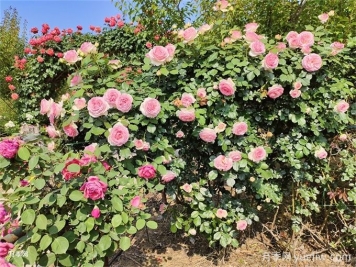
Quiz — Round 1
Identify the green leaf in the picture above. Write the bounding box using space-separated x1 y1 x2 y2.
136 219 146 230
76 240 85 253
67 163 80 172
112 214 122 228
31 232 41 243
98 235 111 251
58 254 75 267
146 221 158 229
48 220 66 235
36 214 48 230
34 178 46 190
18 147 30 160
0 157 10 168
112 197 123 212
21 209 36 224
86 217 95 232
160 67 169 76
119 236 131 251
26 246 38 265
147 124 156 133
69 190 84 201
28 155 39 170
40 235 53 251
38 253 56 267
208 170 218 180
51 237 69 254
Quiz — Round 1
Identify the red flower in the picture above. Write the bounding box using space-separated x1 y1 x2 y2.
104 17 110 23
24 47 31 54
31 49 37 54
117 20 124 28
77 25 83 30
67 28 73 34
5 76 12 83
53 36 61 43
11 93 19 100
56 52 63 58
94 27 101 33
40 48 46 54
8 84 15 90
30 27 38 34
154 35 160 41
37 56 44 63
109 19 116 27
46 48 54 56
89 25 95 31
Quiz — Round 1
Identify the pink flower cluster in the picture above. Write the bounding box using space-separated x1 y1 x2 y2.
138 164 156 179
267 84 284 99
213 150 242 171
40 98 64 125
0 139 20 159
219 78 235 96
80 176 108 200
146 44 175 66
286 31 314 50
290 81 302 98
134 139 150 151
248 146 267 163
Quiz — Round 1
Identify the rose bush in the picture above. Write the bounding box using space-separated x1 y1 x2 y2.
0 3 356 267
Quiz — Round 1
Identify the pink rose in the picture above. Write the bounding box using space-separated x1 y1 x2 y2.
176 130 185 138
339 134 348 141
262 53 279 70
0 139 20 159
0 203 10 223
20 179 30 187
318 13 329 23
73 98 87 110
290 89 301 98
48 101 63 125
101 161 111 171
140 97 161 118
249 41 266 57
40 98 53 115
293 81 302 90
298 31 314 47
236 220 247 230
302 53 322 72
230 30 242 40
177 108 195 122
213 0 230 12
61 93 70 101
214 155 233 171
116 93 133 113
91 207 101 218
228 151 242 162
232 122 248 136
314 147 328 159
218 78 235 96
199 128 217 143
198 24 212 34
87 97 110 117
103 88 121 108
181 93 196 107
216 208 228 219
162 171 176 183
330 42 344 51
288 37 301 49
80 176 108 200
83 143 97 156
267 84 284 99
276 42 286 52
63 50 81 64
138 164 156 179
183 27 198 44
62 158 82 180
0 257 16 267
108 123 129 146
182 183 192 193
244 31 263 43
244 22 259 32
63 122 79 138
248 146 267 163
0 242 14 257
70 74 82 87
286 31 299 42
165 44 176 62
334 100 349 113
134 139 150 151
79 42 97 55
197 88 206 98
301 45 312 55
130 196 141 208
214 122 226 133
46 125 60 138
146 46 169 66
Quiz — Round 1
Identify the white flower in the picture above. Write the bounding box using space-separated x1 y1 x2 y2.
4 121 15 128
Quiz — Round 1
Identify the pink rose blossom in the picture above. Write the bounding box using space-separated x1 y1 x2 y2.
162 171 176 183
302 53 322 72
276 42 286 52
301 45 312 55
116 93 133 113
198 24 212 34
314 147 328 159
288 37 301 49
177 108 195 122
214 122 226 133
197 88 206 98
108 123 130 146
219 78 235 96
87 97 110 117
183 27 198 44
48 101 63 125
244 22 259 32
61 93 70 102
267 84 284 99
298 31 314 47
293 81 302 90
91 207 101 218
62 158 82 180
134 139 150 151
176 130 185 138
79 42 97 55
248 146 267 163
231 30 242 40
165 44 176 62
262 53 279 70
290 89 301 98
63 50 81 64
0 139 20 159
63 122 79 138
199 128 217 143
73 98 87 110
103 88 121 108
232 122 248 136
0 257 16 267
130 196 141 208
236 220 247 230
0 242 14 257
213 0 230 12
214 155 233 171
249 41 266 57
318 13 329 23
140 97 161 118
245 32 263 43
182 183 192 193
181 93 196 107
146 46 169 66
228 151 242 162
46 125 60 138
330 42 344 51
138 164 156 179
339 134 348 141
70 74 82 87
40 98 53 115
216 208 228 219
334 100 349 113
286 31 299 42
80 176 108 200
20 179 29 187
0 203 10 223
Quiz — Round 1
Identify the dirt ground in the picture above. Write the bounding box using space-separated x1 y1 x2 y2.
111 198 355 267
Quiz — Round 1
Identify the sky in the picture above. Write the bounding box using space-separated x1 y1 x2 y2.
0 0 121 37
